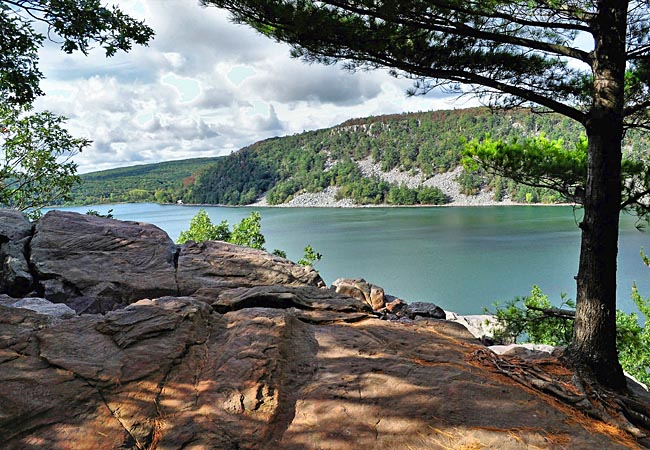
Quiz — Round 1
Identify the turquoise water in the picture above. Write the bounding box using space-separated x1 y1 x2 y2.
52 203 650 315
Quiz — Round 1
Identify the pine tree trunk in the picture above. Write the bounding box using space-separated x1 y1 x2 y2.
570 1 627 390
572 126 625 390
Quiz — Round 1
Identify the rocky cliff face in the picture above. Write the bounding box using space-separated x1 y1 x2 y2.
0 209 646 449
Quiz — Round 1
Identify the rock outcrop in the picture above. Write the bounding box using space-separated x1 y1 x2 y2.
0 209 648 450
177 240 325 294
29 211 180 313
332 277 386 310
0 209 33 296
0 210 324 314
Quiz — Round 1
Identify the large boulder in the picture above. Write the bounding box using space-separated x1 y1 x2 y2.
176 240 325 295
0 210 33 296
0 209 32 242
331 277 386 310
29 210 179 313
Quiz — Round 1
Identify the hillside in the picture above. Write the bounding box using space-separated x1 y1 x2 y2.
68 157 221 205
69 107 649 207
181 107 648 207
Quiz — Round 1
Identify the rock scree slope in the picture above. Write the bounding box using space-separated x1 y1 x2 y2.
0 209 647 449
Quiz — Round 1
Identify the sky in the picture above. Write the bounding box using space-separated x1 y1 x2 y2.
33 0 473 174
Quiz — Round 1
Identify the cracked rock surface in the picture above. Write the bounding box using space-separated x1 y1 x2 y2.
0 210 645 449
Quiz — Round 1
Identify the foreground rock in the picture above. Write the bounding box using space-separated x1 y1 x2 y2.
2 297 644 450
177 240 325 294
0 209 648 449
29 211 179 313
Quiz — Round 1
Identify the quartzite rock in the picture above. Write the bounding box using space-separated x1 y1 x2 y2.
331 277 387 310
30 210 179 313
0 210 34 296
406 301 446 319
198 284 372 315
0 209 32 242
0 300 642 450
0 209 647 449
5 297 76 320
176 240 325 295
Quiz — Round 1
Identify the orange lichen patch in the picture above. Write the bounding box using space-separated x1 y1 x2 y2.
564 419 642 449
467 348 643 449
410 357 468 372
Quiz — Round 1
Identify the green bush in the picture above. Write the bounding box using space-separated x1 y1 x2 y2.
487 284 650 385
177 209 230 244
298 245 322 266
488 285 575 346
230 211 265 250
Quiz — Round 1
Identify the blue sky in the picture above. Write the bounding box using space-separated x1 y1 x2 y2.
34 0 474 173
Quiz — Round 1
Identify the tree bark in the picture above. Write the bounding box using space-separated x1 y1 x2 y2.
571 1 627 390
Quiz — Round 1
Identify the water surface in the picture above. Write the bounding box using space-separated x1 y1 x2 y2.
53 203 650 315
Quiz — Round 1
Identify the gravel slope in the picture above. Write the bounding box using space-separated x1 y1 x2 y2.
250 160 514 207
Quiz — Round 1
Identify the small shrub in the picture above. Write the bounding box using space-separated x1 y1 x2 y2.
487 284 650 385
298 245 322 267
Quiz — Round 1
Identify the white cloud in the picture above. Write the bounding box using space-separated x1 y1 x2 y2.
33 0 460 174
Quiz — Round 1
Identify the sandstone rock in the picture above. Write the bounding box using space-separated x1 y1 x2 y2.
331 277 386 310
406 301 446 319
177 240 325 295
30 210 179 313
197 285 372 315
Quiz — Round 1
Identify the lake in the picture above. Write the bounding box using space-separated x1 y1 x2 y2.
52 203 650 315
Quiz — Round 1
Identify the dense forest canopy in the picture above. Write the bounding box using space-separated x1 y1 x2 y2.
68 157 221 205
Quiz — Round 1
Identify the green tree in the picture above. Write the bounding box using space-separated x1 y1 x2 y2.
230 211 266 250
1 0 154 105
489 284 650 386
177 209 231 244
177 209 323 268
205 0 650 389
0 0 153 213
0 103 89 215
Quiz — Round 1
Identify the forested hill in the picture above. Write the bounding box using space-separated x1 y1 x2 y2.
70 157 221 205
180 107 646 206
70 107 648 207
